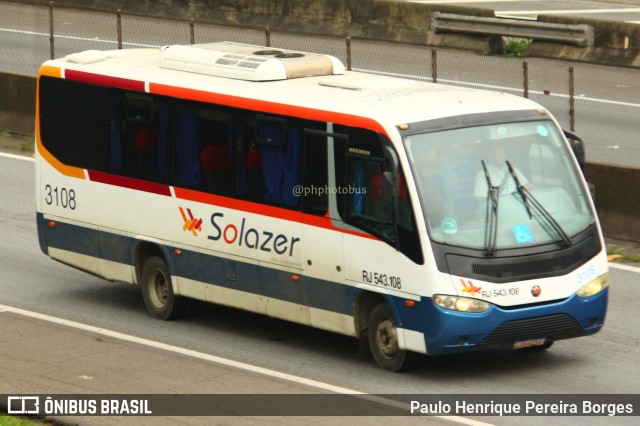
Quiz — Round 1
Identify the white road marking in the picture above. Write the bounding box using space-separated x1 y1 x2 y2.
0 302 492 425
609 262 640 273
0 152 34 162
0 27 157 48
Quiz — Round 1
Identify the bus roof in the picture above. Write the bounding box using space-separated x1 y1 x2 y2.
45 43 544 132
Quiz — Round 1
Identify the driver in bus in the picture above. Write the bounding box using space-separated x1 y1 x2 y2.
474 140 531 197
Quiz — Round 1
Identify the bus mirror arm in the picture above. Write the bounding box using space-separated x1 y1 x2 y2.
380 144 401 249
380 171 401 250
563 129 585 171
380 145 400 214
380 171 397 213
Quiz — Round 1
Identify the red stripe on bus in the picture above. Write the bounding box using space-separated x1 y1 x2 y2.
88 171 172 196
149 83 388 135
174 187 378 240
174 187 303 222
65 70 145 92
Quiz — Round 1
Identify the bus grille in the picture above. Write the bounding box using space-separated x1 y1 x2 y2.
471 252 582 280
479 314 583 346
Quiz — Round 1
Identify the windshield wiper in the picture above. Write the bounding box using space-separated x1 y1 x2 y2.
506 161 533 219
481 160 499 257
505 160 571 247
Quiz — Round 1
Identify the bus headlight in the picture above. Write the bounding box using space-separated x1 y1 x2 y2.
576 273 610 298
433 295 491 313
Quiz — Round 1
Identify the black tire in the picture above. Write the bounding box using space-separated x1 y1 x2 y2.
368 303 415 372
140 256 190 320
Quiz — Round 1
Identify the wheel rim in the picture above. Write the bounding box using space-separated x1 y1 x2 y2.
375 317 399 359
148 269 168 309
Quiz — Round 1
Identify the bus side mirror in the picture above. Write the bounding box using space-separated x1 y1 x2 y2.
563 129 585 171
380 171 397 212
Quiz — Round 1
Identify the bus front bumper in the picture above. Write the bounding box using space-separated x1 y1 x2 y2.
421 289 608 355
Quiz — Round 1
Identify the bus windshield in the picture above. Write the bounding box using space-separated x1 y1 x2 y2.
404 120 594 252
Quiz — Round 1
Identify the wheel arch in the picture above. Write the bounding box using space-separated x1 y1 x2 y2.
133 239 173 286
353 290 397 339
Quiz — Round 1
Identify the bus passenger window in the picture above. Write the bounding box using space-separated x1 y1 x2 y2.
257 117 302 207
108 93 167 181
301 130 333 216
237 115 302 209
135 126 159 178
174 109 203 187
200 143 232 196
197 116 233 196
236 124 266 201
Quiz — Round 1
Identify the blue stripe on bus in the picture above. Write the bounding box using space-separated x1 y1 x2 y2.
36 213 368 321
42 216 102 259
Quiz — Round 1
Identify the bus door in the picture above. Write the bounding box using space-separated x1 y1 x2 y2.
246 115 307 323
300 129 347 329
342 154 401 290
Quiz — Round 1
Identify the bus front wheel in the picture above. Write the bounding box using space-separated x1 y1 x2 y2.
368 303 414 372
141 256 189 320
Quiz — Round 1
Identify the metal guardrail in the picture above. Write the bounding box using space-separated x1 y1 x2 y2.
431 12 594 47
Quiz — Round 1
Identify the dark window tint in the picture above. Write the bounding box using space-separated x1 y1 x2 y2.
39 76 110 171
236 114 302 209
108 92 169 182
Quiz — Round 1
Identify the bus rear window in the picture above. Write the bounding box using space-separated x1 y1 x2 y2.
39 76 110 171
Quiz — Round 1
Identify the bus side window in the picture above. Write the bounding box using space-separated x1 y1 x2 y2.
235 117 265 201
346 157 395 242
199 119 232 196
257 116 302 208
135 125 160 178
336 126 423 264
109 92 167 181
39 76 110 172
301 130 329 215
173 109 203 187
237 115 302 209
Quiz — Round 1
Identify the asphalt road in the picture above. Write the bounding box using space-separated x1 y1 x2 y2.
1 151 640 424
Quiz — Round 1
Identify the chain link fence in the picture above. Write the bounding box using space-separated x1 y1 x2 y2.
2 1 639 167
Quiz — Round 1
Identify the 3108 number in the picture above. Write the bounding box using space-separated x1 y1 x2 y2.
44 185 76 210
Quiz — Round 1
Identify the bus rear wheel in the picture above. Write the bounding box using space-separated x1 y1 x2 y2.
368 303 414 372
141 256 189 320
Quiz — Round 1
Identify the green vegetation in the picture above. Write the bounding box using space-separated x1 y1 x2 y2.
0 416 41 426
607 247 640 263
0 131 34 152
504 37 532 57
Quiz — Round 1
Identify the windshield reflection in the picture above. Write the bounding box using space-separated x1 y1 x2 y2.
405 120 594 251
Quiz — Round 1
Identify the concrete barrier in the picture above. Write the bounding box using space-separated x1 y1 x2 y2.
586 163 640 242
528 15 640 69
0 72 36 136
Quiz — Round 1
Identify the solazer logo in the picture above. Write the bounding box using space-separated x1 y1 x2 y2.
208 212 301 257
179 207 203 236
176 208 301 256
460 279 482 297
